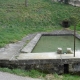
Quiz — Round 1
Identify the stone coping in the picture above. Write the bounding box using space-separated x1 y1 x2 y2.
17 51 80 60
21 34 42 53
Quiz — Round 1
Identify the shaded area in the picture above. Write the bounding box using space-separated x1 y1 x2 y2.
64 64 69 73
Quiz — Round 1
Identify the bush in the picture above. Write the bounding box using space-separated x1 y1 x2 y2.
69 16 80 26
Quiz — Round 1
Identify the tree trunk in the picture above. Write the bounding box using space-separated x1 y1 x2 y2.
25 0 28 7
64 0 69 4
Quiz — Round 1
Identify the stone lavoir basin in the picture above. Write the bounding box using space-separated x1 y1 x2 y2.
1 29 80 74
32 35 80 53
21 31 80 54
17 30 80 74
20 29 80 60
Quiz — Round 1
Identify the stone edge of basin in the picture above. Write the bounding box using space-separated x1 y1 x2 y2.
21 34 42 53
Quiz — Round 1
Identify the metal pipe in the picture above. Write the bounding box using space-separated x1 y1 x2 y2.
74 26 76 57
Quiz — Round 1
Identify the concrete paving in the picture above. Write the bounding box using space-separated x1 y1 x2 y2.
17 51 80 60
0 71 41 80
17 52 60 60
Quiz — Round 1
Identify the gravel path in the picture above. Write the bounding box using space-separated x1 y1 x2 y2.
0 71 42 80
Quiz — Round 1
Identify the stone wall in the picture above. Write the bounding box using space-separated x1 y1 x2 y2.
53 0 80 7
1 59 80 74
69 0 80 7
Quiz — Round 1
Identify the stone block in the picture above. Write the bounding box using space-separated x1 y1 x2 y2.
67 48 73 54
57 48 62 54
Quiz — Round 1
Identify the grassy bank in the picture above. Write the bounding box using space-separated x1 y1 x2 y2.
0 68 46 78
0 0 80 47
0 68 80 80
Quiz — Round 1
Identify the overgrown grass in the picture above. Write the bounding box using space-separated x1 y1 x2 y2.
0 68 46 78
0 68 80 80
0 0 80 47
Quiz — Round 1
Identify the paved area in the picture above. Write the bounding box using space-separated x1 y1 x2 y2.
17 51 80 60
0 33 36 60
0 71 41 80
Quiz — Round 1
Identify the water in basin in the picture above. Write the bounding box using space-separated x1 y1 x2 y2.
32 36 80 53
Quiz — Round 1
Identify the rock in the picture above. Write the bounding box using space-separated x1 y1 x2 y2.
67 48 73 54
57 48 62 54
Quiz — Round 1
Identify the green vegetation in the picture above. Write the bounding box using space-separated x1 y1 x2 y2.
0 0 80 47
0 68 80 80
0 68 46 78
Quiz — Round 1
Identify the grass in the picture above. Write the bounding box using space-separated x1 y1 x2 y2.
45 74 80 80
0 68 46 78
0 68 80 80
0 0 80 47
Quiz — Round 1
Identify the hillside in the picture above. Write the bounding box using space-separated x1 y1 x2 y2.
0 0 80 47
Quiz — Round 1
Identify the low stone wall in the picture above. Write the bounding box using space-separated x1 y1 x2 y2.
0 58 80 74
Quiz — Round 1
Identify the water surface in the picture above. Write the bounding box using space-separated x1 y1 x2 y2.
32 36 80 53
